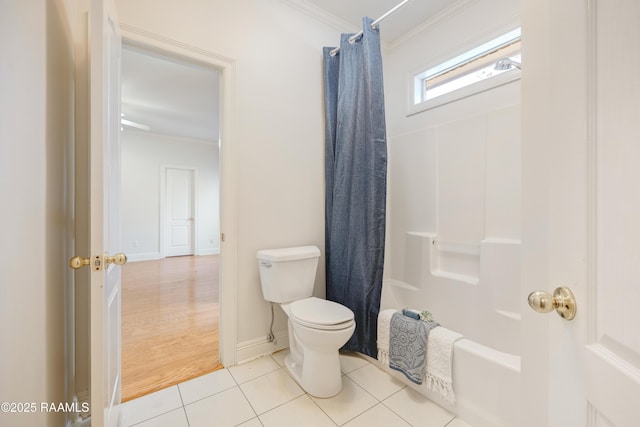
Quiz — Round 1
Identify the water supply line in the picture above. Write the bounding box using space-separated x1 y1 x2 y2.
267 302 276 344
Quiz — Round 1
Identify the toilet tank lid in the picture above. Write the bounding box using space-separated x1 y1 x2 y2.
256 245 320 262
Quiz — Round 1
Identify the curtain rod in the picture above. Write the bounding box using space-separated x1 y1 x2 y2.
329 0 415 56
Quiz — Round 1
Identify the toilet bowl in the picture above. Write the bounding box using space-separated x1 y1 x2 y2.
256 246 355 398
282 297 355 398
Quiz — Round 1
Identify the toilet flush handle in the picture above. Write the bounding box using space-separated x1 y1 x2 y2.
260 261 272 268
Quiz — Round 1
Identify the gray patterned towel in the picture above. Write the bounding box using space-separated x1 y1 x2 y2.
389 311 439 384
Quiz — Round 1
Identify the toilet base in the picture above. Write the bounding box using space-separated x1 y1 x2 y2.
284 350 343 398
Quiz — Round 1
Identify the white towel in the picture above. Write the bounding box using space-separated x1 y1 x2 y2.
425 326 463 404
377 309 396 366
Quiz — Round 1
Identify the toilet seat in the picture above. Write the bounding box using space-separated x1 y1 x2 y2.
290 297 355 331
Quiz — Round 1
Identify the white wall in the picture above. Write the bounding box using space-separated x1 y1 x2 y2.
115 0 347 353
0 0 73 425
121 131 220 260
383 0 522 281
115 0 523 359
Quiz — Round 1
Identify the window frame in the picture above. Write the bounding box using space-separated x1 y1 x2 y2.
407 27 521 116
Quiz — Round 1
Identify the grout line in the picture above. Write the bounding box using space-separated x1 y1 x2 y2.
176 382 186 406
331 376 379 426
380 401 415 427
307 396 339 427
183 405 191 427
263 361 339 425
443 418 462 427
175 384 191 427
124 386 185 426
380 388 415 427
235 379 261 420
227 357 281 385
176 369 238 407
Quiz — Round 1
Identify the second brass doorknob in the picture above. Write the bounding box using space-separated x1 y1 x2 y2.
105 252 127 266
528 286 577 320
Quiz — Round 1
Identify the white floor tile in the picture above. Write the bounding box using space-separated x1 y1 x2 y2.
122 349 469 427
347 364 406 401
446 418 474 427
339 351 370 374
120 386 183 427
310 376 377 426
130 408 189 427
259 395 336 427
185 387 256 427
178 369 237 404
240 368 305 414
236 417 264 427
229 356 280 384
343 403 411 427
383 387 455 427
271 349 288 367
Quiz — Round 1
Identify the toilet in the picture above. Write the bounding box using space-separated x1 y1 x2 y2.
257 245 355 398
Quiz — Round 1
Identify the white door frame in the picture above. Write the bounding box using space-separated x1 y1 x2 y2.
160 165 199 258
120 25 238 367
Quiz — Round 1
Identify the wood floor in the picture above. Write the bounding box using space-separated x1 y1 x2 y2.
121 255 222 402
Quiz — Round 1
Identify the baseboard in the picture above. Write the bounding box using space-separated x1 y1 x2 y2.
235 330 289 365
126 252 161 262
127 250 219 261
197 248 220 256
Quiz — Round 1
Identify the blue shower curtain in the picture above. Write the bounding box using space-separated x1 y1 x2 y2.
323 17 387 358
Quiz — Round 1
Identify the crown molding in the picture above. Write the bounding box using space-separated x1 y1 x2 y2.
387 0 481 50
278 0 358 34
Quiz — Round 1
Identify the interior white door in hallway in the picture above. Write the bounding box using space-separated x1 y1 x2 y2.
165 168 196 257
521 0 640 426
73 0 124 426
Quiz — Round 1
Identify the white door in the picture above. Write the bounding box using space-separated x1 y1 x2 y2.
89 0 123 426
165 168 195 257
522 0 640 426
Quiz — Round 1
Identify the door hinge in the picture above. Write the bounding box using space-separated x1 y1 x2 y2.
221 232 225 243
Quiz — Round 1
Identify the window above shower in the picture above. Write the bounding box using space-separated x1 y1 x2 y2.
408 27 521 115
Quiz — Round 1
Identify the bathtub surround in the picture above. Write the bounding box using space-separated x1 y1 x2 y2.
380 1 522 425
323 17 387 358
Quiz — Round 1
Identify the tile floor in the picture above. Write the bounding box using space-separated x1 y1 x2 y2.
120 351 473 427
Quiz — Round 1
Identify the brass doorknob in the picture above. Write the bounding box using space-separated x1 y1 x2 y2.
528 286 577 320
69 256 91 270
105 252 127 266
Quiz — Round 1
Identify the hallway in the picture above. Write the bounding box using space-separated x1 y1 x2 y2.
121 255 222 401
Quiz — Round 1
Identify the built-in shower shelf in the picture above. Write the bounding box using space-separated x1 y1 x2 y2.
431 269 479 285
434 240 481 256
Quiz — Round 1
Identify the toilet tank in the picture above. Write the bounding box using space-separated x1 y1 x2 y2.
256 246 321 303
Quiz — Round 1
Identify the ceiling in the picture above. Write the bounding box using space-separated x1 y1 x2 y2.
120 0 454 141
303 0 455 44
121 45 220 142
